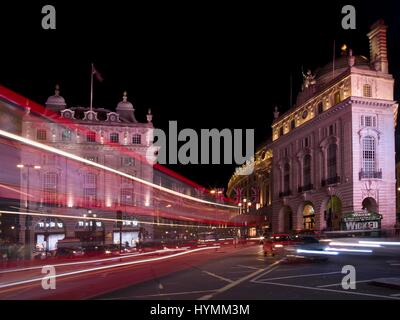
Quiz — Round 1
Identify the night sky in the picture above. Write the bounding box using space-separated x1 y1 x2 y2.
1 1 399 189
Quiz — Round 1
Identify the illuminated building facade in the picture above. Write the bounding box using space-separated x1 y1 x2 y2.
19 88 155 250
271 20 397 233
228 20 398 234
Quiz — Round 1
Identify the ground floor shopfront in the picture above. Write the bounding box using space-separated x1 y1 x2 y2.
271 187 391 234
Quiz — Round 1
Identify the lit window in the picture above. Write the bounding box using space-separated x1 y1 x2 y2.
363 84 372 97
362 136 376 174
37 129 47 141
334 91 341 104
132 134 141 145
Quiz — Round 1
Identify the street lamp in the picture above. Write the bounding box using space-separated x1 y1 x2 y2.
17 163 41 259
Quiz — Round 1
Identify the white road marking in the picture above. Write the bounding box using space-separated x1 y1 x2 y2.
317 279 373 288
252 281 400 300
235 265 262 270
202 271 233 283
105 289 217 300
198 260 282 300
255 271 341 282
0 246 219 290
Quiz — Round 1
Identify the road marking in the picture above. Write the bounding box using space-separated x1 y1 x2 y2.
198 260 282 300
255 271 341 282
0 246 219 290
235 265 262 270
253 281 400 300
202 271 233 283
104 289 217 300
318 279 373 288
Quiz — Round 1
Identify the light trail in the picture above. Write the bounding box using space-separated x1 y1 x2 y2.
0 246 220 290
0 129 237 209
359 241 400 246
329 241 381 248
296 249 339 256
325 247 373 253
0 247 191 274
0 210 238 229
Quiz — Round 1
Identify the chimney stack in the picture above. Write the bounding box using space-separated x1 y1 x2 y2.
367 20 389 73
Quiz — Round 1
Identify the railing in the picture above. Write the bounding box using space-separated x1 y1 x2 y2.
279 190 292 198
298 184 314 193
359 170 382 180
321 176 340 186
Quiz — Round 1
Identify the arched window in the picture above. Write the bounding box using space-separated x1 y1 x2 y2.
283 163 290 194
327 144 337 179
303 204 315 230
303 154 312 188
362 136 376 175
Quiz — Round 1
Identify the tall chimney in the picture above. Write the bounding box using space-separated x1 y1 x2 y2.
367 20 389 73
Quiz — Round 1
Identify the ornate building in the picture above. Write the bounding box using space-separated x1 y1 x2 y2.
228 20 398 235
19 87 155 251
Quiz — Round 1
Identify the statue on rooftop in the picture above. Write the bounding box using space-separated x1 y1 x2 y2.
302 69 316 91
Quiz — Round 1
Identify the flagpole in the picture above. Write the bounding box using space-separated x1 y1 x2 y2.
90 63 94 111
332 40 336 80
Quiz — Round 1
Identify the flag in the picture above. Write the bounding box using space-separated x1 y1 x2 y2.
92 64 103 82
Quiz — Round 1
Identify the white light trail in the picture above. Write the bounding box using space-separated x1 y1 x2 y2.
329 241 381 248
296 249 339 256
325 247 373 253
0 129 237 209
0 246 219 290
359 241 400 246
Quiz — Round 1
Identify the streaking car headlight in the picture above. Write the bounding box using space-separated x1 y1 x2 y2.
105 250 111 254
274 244 283 248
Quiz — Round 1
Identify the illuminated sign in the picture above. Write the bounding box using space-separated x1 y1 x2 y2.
342 212 382 231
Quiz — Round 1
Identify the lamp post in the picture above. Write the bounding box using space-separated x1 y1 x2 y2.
17 164 41 259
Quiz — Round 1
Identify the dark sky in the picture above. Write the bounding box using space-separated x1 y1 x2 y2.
1 0 399 189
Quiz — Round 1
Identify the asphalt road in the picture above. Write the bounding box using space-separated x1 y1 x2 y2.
97 245 400 300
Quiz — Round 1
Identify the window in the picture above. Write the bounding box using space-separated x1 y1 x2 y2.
304 137 309 148
279 127 284 137
121 157 135 167
329 124 335 136
303 155 312 187
44 172 58 206
85 172 97 185
85 156 98 163
110 133 119 143
86 131 96 143
132 134 141 145
363 84 372 97
334 91 341 104
362 136 376 173
120 188 134 205
283 163 290 193
290 119 295 130
361 116 364 127
303 204 315 230
37 129 47 141
62 130 72 141
365 116 372 127
327 144 337 179
317 102 323 114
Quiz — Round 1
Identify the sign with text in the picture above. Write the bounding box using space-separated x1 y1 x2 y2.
342 212 382 231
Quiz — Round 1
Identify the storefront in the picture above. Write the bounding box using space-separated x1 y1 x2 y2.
113 218 140 247
35 218 66 251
